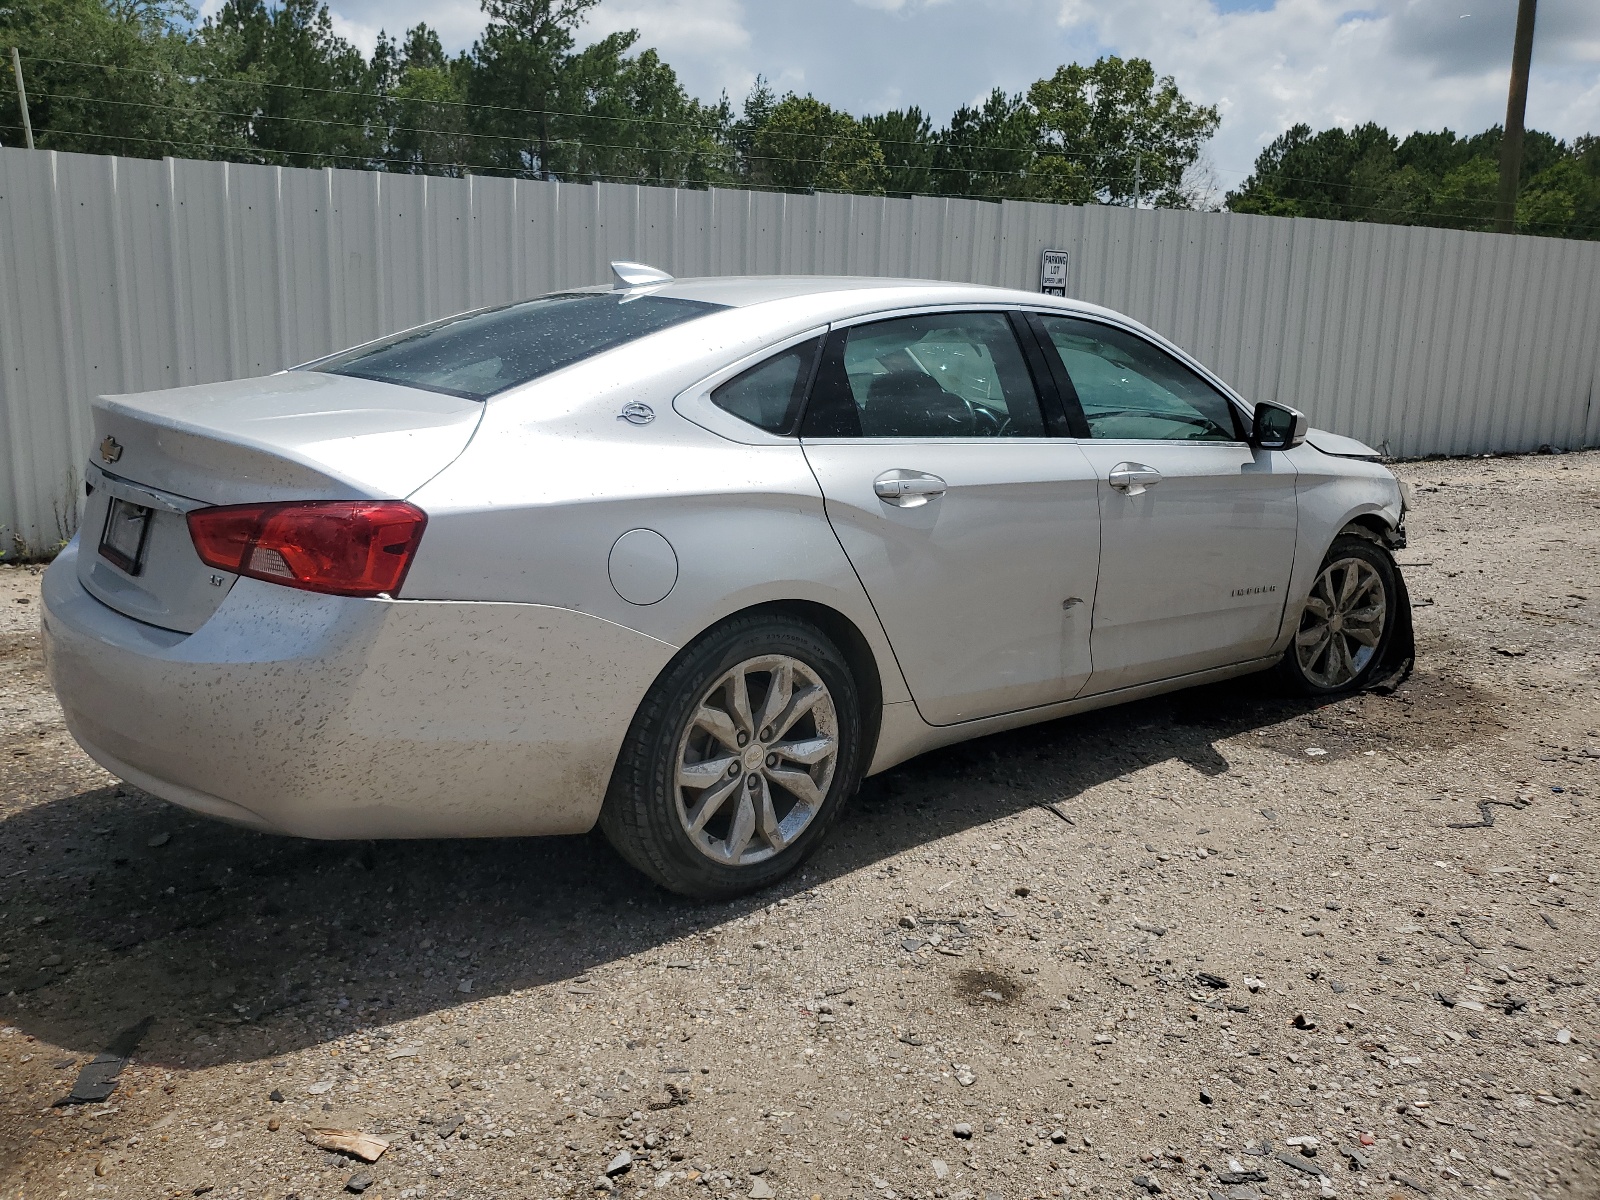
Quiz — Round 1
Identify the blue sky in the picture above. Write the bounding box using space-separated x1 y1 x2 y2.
302 0 1600 195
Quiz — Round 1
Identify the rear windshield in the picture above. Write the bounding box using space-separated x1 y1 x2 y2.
306 292 726 400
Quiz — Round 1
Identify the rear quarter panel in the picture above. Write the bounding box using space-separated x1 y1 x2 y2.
401 319 913 707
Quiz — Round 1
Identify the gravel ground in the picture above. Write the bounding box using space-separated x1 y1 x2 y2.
1 451 1597 1200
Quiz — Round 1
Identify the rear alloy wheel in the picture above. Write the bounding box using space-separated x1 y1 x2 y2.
1278 534 1398 695
600 615 862 897
674 654 839 867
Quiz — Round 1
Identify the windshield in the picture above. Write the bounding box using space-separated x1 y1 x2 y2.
305 292 726 400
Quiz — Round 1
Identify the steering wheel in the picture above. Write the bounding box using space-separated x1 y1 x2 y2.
961 397 1005 437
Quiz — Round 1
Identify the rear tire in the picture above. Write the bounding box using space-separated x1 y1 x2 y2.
1277 534 1400 696
599 613 863 898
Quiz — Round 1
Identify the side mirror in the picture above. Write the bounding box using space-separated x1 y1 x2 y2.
1251 401 1308 450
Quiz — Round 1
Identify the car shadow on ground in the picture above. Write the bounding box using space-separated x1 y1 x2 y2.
0 664 1478 1071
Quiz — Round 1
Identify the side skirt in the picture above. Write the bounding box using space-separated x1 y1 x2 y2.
865 655 1281 776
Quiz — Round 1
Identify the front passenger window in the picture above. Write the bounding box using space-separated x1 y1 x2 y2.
1037 315 1241 442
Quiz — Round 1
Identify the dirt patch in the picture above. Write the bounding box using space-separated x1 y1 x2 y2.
1251 667 1510 763
0 631 39 664
952 967 1024 1007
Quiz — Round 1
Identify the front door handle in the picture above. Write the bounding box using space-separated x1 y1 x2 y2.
874 470 947 507
1107 461 1162 496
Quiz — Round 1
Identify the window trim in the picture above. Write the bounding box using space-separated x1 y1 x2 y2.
672 325 831 445
1019 309 1252 445
795 305 1061 443
1016 311 1091 439
673 302 1253 448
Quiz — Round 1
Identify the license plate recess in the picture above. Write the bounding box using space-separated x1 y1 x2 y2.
99 497 154 575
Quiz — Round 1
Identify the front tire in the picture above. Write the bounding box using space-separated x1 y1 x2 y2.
599 613 863 898
1278 534 1400 695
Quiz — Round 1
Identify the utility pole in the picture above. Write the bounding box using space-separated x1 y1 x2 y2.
1495 0 1538 234
1133 154 1142 210
10 47 34 150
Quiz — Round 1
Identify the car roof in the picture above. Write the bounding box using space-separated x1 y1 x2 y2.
571 274 1119 321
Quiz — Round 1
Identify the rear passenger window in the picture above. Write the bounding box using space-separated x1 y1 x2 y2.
800 312 1046 439
711 338 822 434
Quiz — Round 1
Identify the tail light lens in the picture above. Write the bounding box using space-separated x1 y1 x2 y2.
187 500 428 598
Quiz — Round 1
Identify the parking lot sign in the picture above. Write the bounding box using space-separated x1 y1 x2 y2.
1040 249 1069 295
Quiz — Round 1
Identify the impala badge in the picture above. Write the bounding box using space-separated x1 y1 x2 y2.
99 435 123 464
617 402 655 426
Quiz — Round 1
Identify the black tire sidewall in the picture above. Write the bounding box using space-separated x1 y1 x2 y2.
1281 534 1400 696
600 615 862 898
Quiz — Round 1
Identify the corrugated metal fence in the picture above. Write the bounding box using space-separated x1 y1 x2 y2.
3 146 1599 553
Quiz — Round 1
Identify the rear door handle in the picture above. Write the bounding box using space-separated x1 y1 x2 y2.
873 470 947 507
1107 462 1162 496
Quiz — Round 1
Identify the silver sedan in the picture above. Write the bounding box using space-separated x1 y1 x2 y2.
43 266 1413 896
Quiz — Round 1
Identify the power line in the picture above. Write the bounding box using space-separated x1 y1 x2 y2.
17 51 1582 217
0 120 711 183
21 85 1160 187
10 118 1593 237
14 52 1187 171
8 54 1595 234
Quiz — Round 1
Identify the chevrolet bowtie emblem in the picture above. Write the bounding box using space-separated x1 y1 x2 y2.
99 435 123 464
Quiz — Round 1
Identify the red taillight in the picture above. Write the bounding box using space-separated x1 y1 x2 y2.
187 500 428 598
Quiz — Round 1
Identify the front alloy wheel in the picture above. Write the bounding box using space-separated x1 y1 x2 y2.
1279 533 1400 695
1295 557 1387 688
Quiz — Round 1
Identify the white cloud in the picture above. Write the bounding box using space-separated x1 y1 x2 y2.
316 0 485 55
583 0 751 55
329 11 382 56
1050 0 1600 181
581 0 755 101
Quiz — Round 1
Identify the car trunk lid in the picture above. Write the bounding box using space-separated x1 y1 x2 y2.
77 371 482 633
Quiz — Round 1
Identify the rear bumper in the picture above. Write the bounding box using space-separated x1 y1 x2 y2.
42 539 678 839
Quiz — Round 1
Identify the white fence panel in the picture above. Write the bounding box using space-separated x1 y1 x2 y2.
3 146 1599 553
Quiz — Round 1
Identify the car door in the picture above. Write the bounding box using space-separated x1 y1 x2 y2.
799 309 1101 726
1030 313 1299 695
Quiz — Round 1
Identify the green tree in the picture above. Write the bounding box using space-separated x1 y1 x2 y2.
1226 122 1397 221
1516 159 1585 237
565 41 731 186
466 0 615 178
199 0 381 167
382 24 474 174
861 106 935 197
935 89 1033 199
724 75 775 184
749 94 885 194
0 0 216 156
1430 157 1498 230
1572 135 1600 238
1027 55 1219 207
1227 120 1598 238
